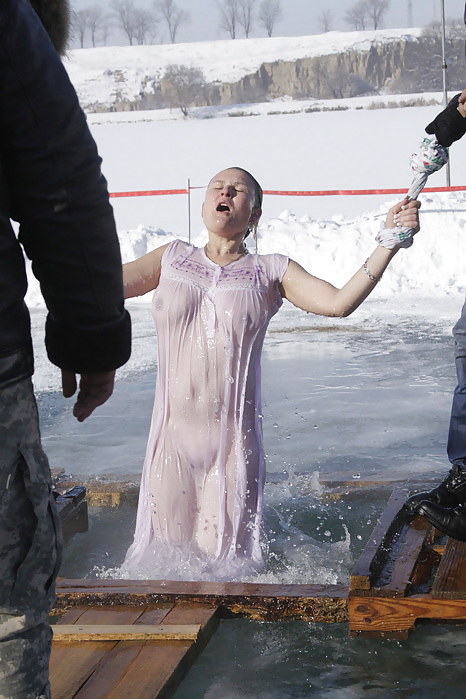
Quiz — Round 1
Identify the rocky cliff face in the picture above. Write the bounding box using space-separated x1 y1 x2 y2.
88 35 465 113
205 36 464 105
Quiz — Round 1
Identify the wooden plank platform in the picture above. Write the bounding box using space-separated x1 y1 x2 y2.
349 487 466 637
50 602 220 698
50 484 466 697
51 579 347 697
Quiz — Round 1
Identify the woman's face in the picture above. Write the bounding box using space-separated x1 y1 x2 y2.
202 168 261 237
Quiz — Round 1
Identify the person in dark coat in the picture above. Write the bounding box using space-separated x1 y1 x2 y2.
0 0 131 695
405 90 466 541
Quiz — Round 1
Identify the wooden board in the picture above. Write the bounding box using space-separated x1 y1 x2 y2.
53 624 201 641
350 488 419 592
349 594 466 636
50 603 220 699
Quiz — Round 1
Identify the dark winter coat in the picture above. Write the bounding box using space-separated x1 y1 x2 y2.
0 0 131 387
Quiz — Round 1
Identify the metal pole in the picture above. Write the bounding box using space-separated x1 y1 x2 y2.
440 0 451 185
187 178 191 243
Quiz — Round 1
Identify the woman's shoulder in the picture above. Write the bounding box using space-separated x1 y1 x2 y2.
254 251 289 280
162 238 195 261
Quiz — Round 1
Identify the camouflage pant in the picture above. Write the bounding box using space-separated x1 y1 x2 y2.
0 378 62 698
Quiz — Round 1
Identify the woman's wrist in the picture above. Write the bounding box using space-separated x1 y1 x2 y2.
362 258 381 283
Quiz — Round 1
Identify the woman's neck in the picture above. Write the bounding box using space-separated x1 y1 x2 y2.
204 234 247 263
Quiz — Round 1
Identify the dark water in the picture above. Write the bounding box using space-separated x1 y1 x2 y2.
173 620 466 698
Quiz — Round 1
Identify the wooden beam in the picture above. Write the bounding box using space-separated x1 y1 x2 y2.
374 514 432 597
52 624 201 642
54 579 349 623
350 488 413 591
349 593 466 635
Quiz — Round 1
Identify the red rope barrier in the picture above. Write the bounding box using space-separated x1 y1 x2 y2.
263 185 466 196
110 188 188 198
109 185 466 198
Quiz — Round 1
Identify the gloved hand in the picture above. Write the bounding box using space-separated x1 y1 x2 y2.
425 93 466 147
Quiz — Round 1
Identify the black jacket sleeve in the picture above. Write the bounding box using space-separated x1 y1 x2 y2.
425 93 466 148
0 0 131 373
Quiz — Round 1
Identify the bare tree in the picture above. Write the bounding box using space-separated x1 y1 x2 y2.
71 9 89 48
238 0 255 38
155 0 190 43
134 7 158 44
161 64 205 116
100 19 112 45
258 0 282 37
318 9 333 33
86 6 108 47
366 0 389 30
345 0 369 31
217 0 237 39
112 0 137 45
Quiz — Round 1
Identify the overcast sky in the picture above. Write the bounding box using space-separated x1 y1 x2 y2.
69 0 465 46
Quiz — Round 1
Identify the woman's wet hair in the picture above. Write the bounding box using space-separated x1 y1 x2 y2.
230 166 263 210
226 167 262 242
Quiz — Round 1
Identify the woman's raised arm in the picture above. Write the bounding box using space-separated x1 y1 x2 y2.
123 243 170 299
280 198 420 318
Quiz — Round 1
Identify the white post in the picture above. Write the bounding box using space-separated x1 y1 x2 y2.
187 178 191 243
440 0 451 185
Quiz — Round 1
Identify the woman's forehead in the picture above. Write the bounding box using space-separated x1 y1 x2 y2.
209 168 253 185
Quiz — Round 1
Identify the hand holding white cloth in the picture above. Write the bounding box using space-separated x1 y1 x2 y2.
376 135 448 249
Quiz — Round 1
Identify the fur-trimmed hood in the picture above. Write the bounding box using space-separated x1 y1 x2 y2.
29 0 70 55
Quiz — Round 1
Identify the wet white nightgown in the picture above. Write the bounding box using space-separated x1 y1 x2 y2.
124 240 289 570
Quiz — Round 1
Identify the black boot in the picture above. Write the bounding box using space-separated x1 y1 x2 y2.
417 501 466 542
404 462 466 515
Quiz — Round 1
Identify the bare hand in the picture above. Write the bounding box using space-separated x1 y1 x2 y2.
385 197 421 233
61 369 116 422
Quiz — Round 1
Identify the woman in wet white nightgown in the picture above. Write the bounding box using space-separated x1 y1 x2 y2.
122 167 420 573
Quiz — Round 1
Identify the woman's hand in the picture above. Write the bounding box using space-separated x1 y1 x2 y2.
384 197 421 233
